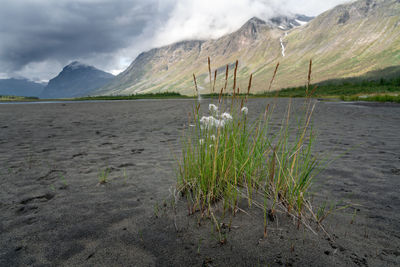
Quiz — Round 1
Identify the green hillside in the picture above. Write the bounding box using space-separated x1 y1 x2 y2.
96 0 400 96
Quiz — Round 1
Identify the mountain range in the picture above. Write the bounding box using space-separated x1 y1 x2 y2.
0 62 114 98
2 0 400 98
0 78 45 97
96 0 400 95
39 61 114 99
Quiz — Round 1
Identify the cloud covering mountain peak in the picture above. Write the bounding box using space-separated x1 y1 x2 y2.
0 0 352 81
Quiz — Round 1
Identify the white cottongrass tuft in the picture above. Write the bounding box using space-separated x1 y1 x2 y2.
209 104 218 113
241 107 248 115
199 139 204 145
199 109 233 130
200 116 225 129
210 135 216 141
221 112 233 121
200 116 212 126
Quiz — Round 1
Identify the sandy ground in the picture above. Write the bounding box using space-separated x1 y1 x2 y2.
0 98 399 266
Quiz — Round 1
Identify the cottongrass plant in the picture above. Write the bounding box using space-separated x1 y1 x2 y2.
177 59 325 241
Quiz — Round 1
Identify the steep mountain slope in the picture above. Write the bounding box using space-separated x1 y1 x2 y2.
96 0 400 95
0 78 45 97
41 62 114 98
265 0 400 90
95 17 283 95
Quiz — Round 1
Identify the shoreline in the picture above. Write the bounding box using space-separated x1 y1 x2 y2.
2 95 400 105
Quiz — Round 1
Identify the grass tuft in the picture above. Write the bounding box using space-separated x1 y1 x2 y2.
176 58 327 240
98 168 110 185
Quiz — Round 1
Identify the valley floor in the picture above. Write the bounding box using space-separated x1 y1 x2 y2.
0 99 399 266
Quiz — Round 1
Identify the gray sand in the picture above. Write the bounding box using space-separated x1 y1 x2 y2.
0 98 399 266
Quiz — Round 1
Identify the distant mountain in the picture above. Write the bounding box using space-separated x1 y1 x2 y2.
0 78 45 97
95 0 400 95
40 61 114 99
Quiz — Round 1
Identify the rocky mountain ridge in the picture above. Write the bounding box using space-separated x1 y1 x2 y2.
40 61 114 98
96 0 400 95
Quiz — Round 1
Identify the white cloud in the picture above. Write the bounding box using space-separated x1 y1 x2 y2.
0 0 353 80
153 0 275 46
14 61 63 83
283 0 353 15
152 0 352 47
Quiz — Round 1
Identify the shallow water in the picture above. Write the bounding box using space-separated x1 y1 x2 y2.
0 98 197 105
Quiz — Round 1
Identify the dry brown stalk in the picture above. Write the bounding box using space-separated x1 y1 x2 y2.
224 64 229 92
213 69 217 92
233 60 238 94
268 62 280 92
309 84 318 97
246 73 252 103
193 73 198 95
307 59 312 95
247 74 253 95
208 57 212 92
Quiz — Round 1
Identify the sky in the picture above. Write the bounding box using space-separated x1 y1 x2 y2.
0 0 352 82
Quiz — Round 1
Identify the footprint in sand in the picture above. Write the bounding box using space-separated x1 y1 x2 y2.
131 148 144 154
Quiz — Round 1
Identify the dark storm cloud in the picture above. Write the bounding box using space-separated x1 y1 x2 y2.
0 0 171 74
0 0 351 80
